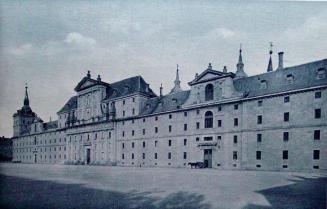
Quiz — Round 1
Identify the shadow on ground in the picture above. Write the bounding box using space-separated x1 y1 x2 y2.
0 174 211 209
243 176 327 209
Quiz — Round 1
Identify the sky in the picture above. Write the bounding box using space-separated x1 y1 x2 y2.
0 0 327 137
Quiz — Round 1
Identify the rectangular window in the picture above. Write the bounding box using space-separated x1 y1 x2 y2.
233 151 238 160
122 154 124 159
155 153 157 159
168 140 172 146
132 97 135 102
132 153 134 159
314 130 320 140
258 100 263 107
196 122 200 129
155 140 158 147
284 96 290 103
284 112 289 122
122 143 125 149
283 132 289 142
123 100 125 105
315 91 321 99
283 150 288 160
257 115 262 124
315 109 321 119
132 130 135 136
184 139 187 146
132 142 135 148
169 114 172 119
143 129 145 135
234 118 238 126
168 152 171 159
218 120 222 127
184 124 187 131
143 118 146 122
196 137 199 142
313 150 320 160
196 109 200 115
155 127 158 133
183 152 187 159
184 112 187 117
218 106 222 111
234 104 238 110
122 131 125 137
155 116 158 121
256 151 261 160
123 111 125 117
142 153 145 159
143 141 145 148
132 108 135 115
233 135 238 144
169 125 172 132
204 137 213 141
257 134 262 143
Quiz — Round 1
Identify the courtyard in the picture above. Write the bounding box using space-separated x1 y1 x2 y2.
0 163 326 209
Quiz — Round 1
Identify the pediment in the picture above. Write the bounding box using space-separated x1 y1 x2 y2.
74 77 98 92
189 69 232 85
80 80 96 89
197 72 220 82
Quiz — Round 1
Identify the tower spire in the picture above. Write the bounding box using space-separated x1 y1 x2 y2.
24 82 29 106
235 44 247 79
170 64 182 94
267 42 273 72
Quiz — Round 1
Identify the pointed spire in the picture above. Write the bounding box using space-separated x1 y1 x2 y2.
235 44 247 78
160 83 163 97
267 42 273 72
24 82 29 106
170 64 182 94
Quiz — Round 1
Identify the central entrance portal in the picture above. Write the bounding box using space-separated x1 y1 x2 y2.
86 148 91 164
203 149 212 168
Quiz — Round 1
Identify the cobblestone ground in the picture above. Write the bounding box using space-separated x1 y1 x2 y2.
0 163 326 209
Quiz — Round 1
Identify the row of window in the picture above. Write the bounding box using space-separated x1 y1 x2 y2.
122 152 188 160
256 130 322 142
255 150 321 160
122 139 188 149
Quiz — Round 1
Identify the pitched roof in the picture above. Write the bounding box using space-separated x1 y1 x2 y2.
57 96 77 113
43 120 58 130
104 76 157 100
140 90 190 115
234 59 327 98
74 76 109 92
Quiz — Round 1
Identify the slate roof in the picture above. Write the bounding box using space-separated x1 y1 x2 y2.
234 59 327 98
140 90 190 115
57 96 77 113
43 120 58 130
104 76 157 100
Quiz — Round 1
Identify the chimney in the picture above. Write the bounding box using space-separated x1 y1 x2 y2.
277 52 284 70
97 75 101 82
223 66 227 73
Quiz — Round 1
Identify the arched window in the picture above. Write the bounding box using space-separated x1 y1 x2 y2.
205 84 214 101
204 111 213 128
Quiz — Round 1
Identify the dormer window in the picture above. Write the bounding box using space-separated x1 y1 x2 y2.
317 68 326 79
172 98 177 103
124 85 130 92
205 84 214 101
260 80 267 89
146 104 150 109
286 74 294 84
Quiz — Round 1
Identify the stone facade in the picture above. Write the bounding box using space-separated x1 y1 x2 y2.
11 51 327 171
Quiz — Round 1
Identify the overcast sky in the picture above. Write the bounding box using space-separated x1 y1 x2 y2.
0 0 326 137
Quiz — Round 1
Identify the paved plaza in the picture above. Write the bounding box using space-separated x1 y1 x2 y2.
0 163 326 209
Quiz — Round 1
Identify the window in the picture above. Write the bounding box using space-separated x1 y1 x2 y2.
234 118 238 126
317 68 326 79
123 100 125 105
132 120 135 124
196 109 200 115
132 108 135 115
143 118 146 122
168 152 171 159
132 97 135 102
122 143 125 149
155 153 157 159
205 84 214 101
155 140 158 147
123 111 125 117
143 129 145 135
286 74 294 84
217 120 222 127
257 134 262 143
142 153 145 159
132 142 135 148
234 104 238 110
233 151 238 160
169 125 172 132
122 154 125 159
143 141 145 148
313 150 320 160
196 122 200 129
315 91 321 99
169 114 172 119
315 109 321 119
258 100 263 107
122 131 125 137
196 137 200 142
284 96 290 103
283 132 289 142
283 150 288 160
132 153 134 159
314 130 320 140
155 116 158 121
233 135 238 144
204 137 213 141
132 130 135 136
155 127 158 133
284 112 289 122
257 115 262 124
256 151 261 160
184 124 188 131
168 140 172 146
184 139 187 146
217 136 221 140
218 106 222 111
204 111 213 128
183 152 187 159
184 112 187 117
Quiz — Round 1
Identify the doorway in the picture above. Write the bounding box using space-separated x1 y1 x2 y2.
86 148 91 164
203 149 212 168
